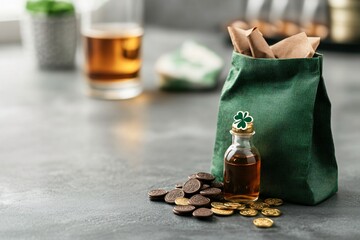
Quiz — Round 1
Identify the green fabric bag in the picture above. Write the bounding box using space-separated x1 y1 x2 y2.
211 51 338 205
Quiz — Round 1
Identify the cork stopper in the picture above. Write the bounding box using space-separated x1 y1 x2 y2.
231 121 254 135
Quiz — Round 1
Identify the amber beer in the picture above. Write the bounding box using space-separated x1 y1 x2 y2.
83 23 143 93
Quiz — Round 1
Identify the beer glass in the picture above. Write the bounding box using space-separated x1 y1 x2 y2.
81 0 143 99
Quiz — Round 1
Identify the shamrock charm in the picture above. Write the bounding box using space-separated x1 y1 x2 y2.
233 111 253 130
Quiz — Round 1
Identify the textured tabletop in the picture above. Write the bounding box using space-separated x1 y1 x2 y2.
0 27 360 240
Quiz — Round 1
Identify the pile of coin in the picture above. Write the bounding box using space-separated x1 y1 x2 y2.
148 172 284 228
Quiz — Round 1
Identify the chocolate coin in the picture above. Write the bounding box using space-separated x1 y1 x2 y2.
188 173 197 179
188 194 211 207
195 172 215 182
165 189 185 204
173 205 196 215
183 178 202 195
192 208 213 218
148 189 168 201
200 184 210 190
211 181 224 189
200 188 222 197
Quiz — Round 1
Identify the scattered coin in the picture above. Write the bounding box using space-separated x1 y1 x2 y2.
261 208 281 217
211 208 234 216
148 189 168 201
236 205 246 210
249 201 270 210
253 218 274 228
224 202 242 208
211 181 224 189
200 187 222 197
192 208 213 218
264 198 284 206
165 189 185 204
188 173 197 179
239 208 258 217
211 202 227 210
196 172 215 182
175 197 190 206
173 205 196 216
224 202 246 210
211 194 225 202
183 178 202 195
200 184 210 190
148 172 285 222
189 194 211 207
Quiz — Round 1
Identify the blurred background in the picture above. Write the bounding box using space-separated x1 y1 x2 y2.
1 0 360 47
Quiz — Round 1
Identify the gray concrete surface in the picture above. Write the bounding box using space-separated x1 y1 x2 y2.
0 27 360 239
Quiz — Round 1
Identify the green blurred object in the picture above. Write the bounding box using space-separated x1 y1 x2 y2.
211 51 338 205
26 0 75 16
155 41 224 91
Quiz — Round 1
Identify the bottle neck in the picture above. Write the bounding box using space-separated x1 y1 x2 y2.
231 133 253 148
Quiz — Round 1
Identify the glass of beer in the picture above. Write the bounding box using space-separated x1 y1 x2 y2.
81 0 144 99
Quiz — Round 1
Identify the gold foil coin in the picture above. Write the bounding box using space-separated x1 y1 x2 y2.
261 208 281 217
239 208 258 217
264 198 284 206
224 202 246 210
175 197 190 206
249 201 270 210
211 202 227 209
211 208 234 216
236 204 246 210
253 218 274 228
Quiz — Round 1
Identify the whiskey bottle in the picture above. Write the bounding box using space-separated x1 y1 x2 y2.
223 112 261 202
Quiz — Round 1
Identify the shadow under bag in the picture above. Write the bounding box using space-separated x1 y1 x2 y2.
211 52 338 205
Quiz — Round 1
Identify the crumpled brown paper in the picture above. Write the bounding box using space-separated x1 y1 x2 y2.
271 32 320 58
228 27 274 58
228 26 320 59
248 28 275 58
227 26 252 56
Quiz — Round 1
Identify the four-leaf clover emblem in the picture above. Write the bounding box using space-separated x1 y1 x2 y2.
233 111 253 130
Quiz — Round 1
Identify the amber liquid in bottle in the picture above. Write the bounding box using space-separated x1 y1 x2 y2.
223 134 261 202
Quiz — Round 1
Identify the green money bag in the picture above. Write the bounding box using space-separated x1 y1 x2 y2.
211 52 338 205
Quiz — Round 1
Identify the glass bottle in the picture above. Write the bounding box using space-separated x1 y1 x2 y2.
223 121 261 202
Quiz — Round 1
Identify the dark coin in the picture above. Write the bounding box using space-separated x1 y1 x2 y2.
173 205 196 215
188 173 197 179
165 189 185 204
183 178 202 195
148 189 168 200
192 208 213 218
175 182 184 188
211 181 224 189
196 172 215 182
200 184 210 190
211 194 226 202
200 187 222 197
189 194 211 207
